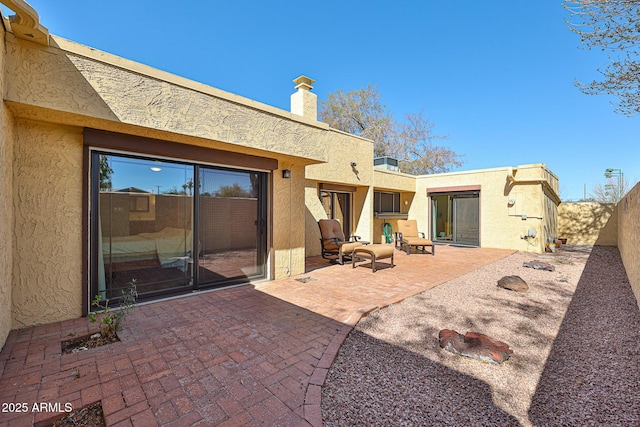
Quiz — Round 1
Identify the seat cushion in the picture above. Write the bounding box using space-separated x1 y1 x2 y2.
341 241 363 254
323 241 340 252
354 244 394 259
402 237 433 246
397 220 420 238
319 219 346 241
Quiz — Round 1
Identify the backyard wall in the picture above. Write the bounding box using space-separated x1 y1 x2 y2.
618 182 640 309
558 202 618 246
0 26 14 348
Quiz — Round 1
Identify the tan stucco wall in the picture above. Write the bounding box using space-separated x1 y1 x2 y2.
304 182 327 258
304 182 373 257
0 23 14 348
305 130 373 185
415 164 558 253
371 169 418 243
373 168 416 192
617 183 640 308
5 36 330 164
558 203 618 246
304 129 375 257
273 163 306 278
353 186 373 243
12 120 84 328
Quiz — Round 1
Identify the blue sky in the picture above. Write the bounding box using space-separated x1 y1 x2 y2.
7 1 639 201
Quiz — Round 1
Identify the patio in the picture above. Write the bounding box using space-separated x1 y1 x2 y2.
0 245 514 426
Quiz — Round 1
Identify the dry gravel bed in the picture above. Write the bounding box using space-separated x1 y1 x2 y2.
322 246 640 426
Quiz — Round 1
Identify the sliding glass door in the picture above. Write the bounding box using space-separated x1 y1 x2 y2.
320 190 352 239
95 155 194 300
91 152 267 303
197 167 266 285
432 193 479 246
453 196 480 246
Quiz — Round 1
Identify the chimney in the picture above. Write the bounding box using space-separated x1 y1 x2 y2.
290 75 317 121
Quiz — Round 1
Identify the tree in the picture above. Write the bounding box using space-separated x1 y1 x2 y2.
215 183 253 198
320 85 392 154
99 155 114 191
564 0 640 115
590 176 632 202
319 85 463 174
388 111 462 175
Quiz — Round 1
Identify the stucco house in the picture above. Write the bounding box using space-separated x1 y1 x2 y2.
0 1 560 349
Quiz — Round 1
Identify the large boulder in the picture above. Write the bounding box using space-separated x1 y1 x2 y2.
497 275 528 292
438 329 513 365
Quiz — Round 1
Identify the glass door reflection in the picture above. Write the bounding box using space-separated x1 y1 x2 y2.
197 167 266 286
97 154 194 300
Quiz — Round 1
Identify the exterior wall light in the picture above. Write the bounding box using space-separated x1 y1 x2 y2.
282 169 291 179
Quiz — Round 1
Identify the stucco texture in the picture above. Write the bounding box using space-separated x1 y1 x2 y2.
352 186 373 243
5 37 329 164
374 169 416 192
618 183 640 308
273 164 306 278
305 130 373 185
304 130 374 257
558 203 618 246
415 165 558 253
0 25 14 348
304 182 326 258
304 183 374 257
11 120 83 328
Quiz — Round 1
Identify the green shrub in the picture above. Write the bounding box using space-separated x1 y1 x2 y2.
88 280 138 340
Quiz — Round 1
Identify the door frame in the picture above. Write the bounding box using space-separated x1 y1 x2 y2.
83 129 277 313
428 186 481 247
319 186 355 239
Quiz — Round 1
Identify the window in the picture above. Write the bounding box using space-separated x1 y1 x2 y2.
374 191 401 213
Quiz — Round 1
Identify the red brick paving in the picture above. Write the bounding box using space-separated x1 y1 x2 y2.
0 245 512 426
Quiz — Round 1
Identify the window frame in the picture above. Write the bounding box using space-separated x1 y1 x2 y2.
374 190 401 214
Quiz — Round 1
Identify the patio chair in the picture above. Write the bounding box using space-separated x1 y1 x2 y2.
318 219 364 265
396 219 435 256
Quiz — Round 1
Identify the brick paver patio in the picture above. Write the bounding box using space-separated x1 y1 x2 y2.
0 245 513 426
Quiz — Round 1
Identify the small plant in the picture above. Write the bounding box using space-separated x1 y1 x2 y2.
88 280 138 340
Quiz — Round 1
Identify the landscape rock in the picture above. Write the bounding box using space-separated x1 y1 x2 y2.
523 260 555 272
498 275 528 292
438 329 513 365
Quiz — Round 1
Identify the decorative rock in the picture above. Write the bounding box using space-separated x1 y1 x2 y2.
498 275 528 292
523 260 555 272
438 329 513 365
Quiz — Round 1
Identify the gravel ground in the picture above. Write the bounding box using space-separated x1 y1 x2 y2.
322 246 640 426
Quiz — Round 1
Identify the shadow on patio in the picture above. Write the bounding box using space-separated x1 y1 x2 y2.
0 245 514 426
